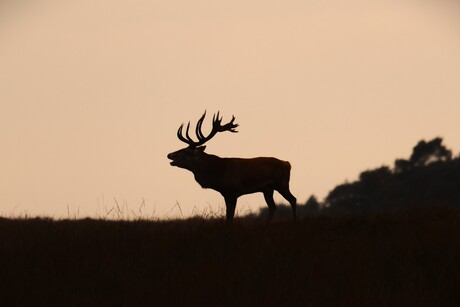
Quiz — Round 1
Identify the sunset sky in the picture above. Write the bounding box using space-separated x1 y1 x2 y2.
1 0 459 218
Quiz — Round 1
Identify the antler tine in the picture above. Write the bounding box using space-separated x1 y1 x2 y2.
219 115 239 133
202 111 239 144
177 123 193 145
228 115 239 132
195 111 207 141
213 111 221 126
185 121 196 144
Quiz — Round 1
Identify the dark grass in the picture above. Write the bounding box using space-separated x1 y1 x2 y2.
1 207 460 306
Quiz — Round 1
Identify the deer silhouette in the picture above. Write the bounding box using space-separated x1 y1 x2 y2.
167 111 297 221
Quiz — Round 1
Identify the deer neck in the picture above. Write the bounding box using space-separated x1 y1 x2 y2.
191 153 223 189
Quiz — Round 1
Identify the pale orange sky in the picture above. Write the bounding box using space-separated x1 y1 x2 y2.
1 0 459 218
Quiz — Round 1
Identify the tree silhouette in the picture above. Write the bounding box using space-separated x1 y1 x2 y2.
324 137 459 215
395 137 452 173
257 137 460 217
409 137 452 167
305 195 320 212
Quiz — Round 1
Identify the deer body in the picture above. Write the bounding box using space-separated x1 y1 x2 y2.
167 112 297 221
191 155 291 194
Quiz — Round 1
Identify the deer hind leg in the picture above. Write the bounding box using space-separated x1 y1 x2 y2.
263 189 277 220
276 186 297 220
224 195 237 222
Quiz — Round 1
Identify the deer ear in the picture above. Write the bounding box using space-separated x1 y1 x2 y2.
198 146 206 152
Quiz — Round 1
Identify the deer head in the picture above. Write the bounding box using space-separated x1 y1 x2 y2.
167 111 238 171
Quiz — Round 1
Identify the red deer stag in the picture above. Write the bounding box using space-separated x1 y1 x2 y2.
167 111 297 221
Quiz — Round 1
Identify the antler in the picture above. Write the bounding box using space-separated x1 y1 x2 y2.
176 111 238 147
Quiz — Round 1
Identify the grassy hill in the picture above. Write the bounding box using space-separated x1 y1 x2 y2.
1 207 460 306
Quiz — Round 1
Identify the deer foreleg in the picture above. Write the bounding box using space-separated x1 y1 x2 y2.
224 195 237 222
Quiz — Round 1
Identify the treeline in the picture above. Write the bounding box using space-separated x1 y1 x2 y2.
261 137 460 217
